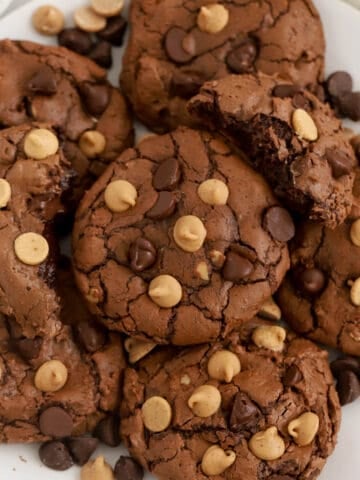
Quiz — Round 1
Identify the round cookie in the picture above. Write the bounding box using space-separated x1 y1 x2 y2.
120 319 341 480
73 127 292 345
121 0 325 132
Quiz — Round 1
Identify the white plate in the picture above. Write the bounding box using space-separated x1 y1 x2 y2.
0 0 359 478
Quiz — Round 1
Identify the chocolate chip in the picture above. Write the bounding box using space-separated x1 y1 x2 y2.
296 268 326 295
336 370 360 406
97 15 127 46
78 82 110 116
309 83 327 103
226 38 257 73
230 392 261 430
292 93 311 110
153 158 181 191
331 357 360 378
58 28 93 55
39 441 73 471
94 415 121 447
147 192 176 220
326 71 353 99
66 437 98 466
39 407 73 438
13 337 42 360
114 456 144 480
128 237 157 273
27 66 57 95
170 71 204 99
283 365 303 386
164 27 195 64
273 84 301 99
89 41 113 69
223 252 254 283
338 91 360 121
263 206 295 242
325 148 354 179
76 322 106 353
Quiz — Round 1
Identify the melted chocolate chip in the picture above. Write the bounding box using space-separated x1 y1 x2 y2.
78 82 110 117
226 39 257 73
89 41 113 69
76 322 106 353
223 252 254 282
325 148 354 178
164 27 195 64
13 337 42 360
336 370 360 406
66 437 98 466
326 71 353 99
230 392 261 430
153 158 181 191
39 441 73 471
263 206 295 242
273 84 301 99
97 15 127 46
39 407 73 438
331 357 360 378
170 71 204 99
58 28 93 55
27 66 57 95
296 268 326 295
283 365 303 386
94 415 121 447
114 456 144 480
129 238 157 273
146 191 176 220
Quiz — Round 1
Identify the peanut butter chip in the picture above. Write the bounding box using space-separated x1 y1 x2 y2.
258 297 282 321
252 326 286 352
81 456 114 480
350 219 360 247
292 109 318 141
91 0 124 17
124 337 156 363
104 180 137 213
74 6 106 33
249 427 285 461
207 350 241 383
32 5 65 35
0 179 11 208
79 130 106 158
188 385 221 417
14 233 49 266
201 445 236 476
288 412 319 446
197 4 229 34
148 275 182 308
24 128 59 160
142 396 172 432
173 215 207 252
35 360 68 392
198 179 229 205
350 277 360 306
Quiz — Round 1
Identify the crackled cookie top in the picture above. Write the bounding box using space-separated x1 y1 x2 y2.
121 0 325 132
73 127 291 345
121 320 340 480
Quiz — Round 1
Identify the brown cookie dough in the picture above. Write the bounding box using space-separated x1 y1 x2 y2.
73 127 291 345
121 0 325 132
189 73 357 228
120 319 341 480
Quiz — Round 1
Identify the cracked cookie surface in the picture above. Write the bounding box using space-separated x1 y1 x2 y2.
121 0 325 132
120 319 341 480
73 127 291 345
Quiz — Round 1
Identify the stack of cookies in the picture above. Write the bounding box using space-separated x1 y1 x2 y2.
0 1 359 479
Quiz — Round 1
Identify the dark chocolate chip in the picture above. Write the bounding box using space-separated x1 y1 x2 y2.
97 15 127 46
39 407 73 438
226 38 257 73
326 71 353 98
39 441 73 471
27 66 57 95
336 370 360 406
223 252 254 283
273 84 301 99
331 357 360 378
283 365 303 386
114 456 144 480
13 337 42 360
338 91 360 121
292 93 311 110
76 322 106 353
58 28 93 55
78 82 110 117
296 268 326 295
164 27 195 64
230 392 261 430
128 237 157 273
146 192 176 220
153 158 181 191
89 41 113 69
170 71 204 99
325 148 354 178
263 206 295 242
94 415 121 447
66 437 98 466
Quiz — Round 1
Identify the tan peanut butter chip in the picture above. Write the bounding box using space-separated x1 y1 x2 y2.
104 180 137 213
201 445 236 476
252 325 286 352
74 6 106 33
198 179 229 206
24 128 59 160
292 109 318 141
91 0 124 17
288 412 319 446
173 215 207 252
188 384 221 417
142 396 172 432
195 261 209 281
350 219 360 246
197 4 229 34
350 277 360 306
81 456 114 480
124 337 156 363
0 179 11 208
258 297 282 321
249 426 286 460
35 360 68 392
32 5 65 35
207 350 241 383
148 275 182 308
79 130 106 158
14 233 49 266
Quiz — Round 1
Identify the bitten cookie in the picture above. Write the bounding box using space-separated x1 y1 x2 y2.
73 127 292 345
121 319 341 480
121 0 325 132
189 73 357 228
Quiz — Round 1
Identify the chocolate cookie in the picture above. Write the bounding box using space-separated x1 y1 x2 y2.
121 320 341 480
121 0 325 132
189 73 357 228
73 127 292 345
